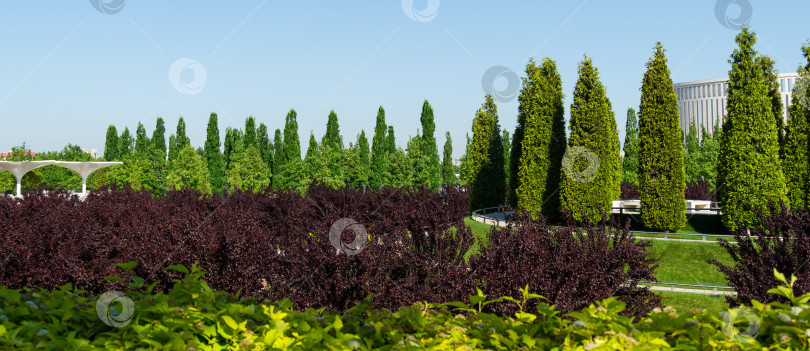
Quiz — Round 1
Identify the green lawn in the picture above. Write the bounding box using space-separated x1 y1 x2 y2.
658 291 730 316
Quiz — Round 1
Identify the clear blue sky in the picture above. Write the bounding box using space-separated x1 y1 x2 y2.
1 1 808 158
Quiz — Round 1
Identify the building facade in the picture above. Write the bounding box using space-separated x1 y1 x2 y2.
674 72 801 140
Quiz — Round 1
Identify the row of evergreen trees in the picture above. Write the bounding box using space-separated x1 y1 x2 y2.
100 101 459 195
464 28 810 232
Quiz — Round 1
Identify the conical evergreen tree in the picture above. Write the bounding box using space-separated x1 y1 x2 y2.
175 117 190 149
783 42 810 208
135 122 150 155
104 125 119 161
501 129 511 184
509 62 536 208
205 113 226 192
560 56 621 222
515 58 566 218
622 107 639 184
244 116 257 149
257 123 272 167
167 145 211 195
638 42 686 231
419 100 442 188
370 107 388 188
322 110 343 149
717 28 788 231
442 132 455 186
386 126 396 154
758 56 785 156
276 109 302 189
151 117 166 157
119 127 134 159
468 95 506 210
459 133 472 186
272 128 284 188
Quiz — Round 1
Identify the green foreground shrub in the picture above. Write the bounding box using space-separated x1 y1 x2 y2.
1 264 809 349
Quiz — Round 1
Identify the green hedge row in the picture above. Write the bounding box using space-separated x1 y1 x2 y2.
1 264 808 350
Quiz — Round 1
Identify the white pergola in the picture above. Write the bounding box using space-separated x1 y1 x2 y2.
0 161 122 197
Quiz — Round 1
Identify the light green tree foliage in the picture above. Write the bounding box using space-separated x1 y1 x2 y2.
276 109 303 190
468 94 506 210
638 42 686 231
229 145 271 193
257 123 272 168
622 107 639 184
167 145 211 195
406 132 433 187
717 28 788 231
441 132 455 186
319 110 344 183
560 56 621 222
515 58 566 218
386 148 412 188
419 100 442 188
683 118 700 184
169 117 191 164
758 56 785 155
783 42 810 208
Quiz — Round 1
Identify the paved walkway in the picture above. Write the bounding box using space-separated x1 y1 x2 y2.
645 285 736 296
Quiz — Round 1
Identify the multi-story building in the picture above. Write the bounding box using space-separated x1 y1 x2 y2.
674 72 802 140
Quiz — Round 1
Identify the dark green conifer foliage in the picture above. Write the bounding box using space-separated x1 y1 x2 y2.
717 28 788 231
205 113 226 192
119 127 134 159
386 126 396 155
783 42 810 208
244 116 257 149
560 56 621 222
515 58 566 218
322 110 343 149
104 125 119 161
468 95 506 211
419 100 442 188
638 42 686 231
501 130 511 184
622 107 639 184
442 132 455 186
175 117 190 149
151 117 166 156
135 122 150 155
370 107 388 188
257 123 272 167
272 129 284 188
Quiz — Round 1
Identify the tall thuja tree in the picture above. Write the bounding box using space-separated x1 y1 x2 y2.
205 113 226 192
244 116 257 149
441 132 455 186
119 127 134 159
468 94 506 210
302 132 320 187
638 42 685 232
278 109 302 189
509 62 535 208
419 100 442 188
370 106 388 188
257 123 272 168
459 133 472 186
717 28 788 231
151 117 166 158
758 56 785 155
516 58 566 218
683 118 701 183
223 127 236 172
135 122 150 155
622 107 639 184
560 56 620 222
501 129 511 184
104 125 119 161
783 42 810 208
272 128 284 188
322 110 343 149
344 131 371 188
406 132 432 187
169 117 190 164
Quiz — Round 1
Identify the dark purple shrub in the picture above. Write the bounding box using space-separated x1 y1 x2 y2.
710 203 810 306
685 180 715 201
468 211 660 318
620 182 639 200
